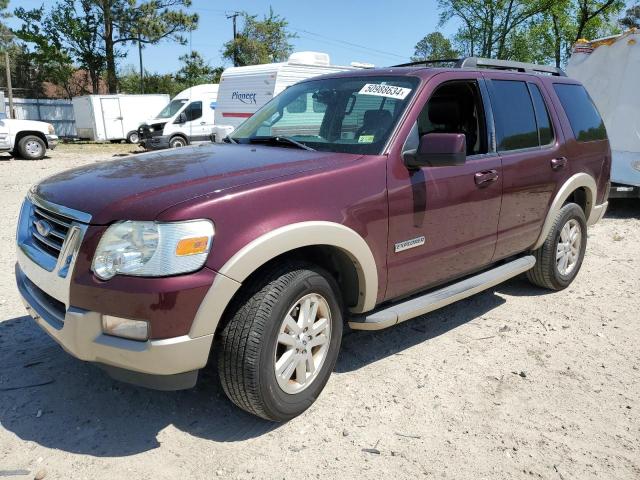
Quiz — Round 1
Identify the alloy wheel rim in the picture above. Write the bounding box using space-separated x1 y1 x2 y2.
556 218 581 276
25 140 43 157
274 293 332 394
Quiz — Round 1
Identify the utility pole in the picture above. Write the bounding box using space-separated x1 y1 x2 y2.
3 48 13 119
226 11 240 67
137 31 144 94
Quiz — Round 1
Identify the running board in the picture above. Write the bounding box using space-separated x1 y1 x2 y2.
349 255 536 331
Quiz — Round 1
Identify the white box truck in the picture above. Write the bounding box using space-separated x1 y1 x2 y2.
212 52 365 139
567 30 640 199
138 84 219 150
72 94 169 143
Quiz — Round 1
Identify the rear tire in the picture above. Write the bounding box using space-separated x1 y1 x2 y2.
527 202 587 290
17 135 46 160
218 263 343 422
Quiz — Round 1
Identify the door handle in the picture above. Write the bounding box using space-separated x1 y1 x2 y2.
474 169 499 187
551 157 568 170
200 121 207 125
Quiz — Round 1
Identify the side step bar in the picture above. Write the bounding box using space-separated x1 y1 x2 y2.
349 256 536 331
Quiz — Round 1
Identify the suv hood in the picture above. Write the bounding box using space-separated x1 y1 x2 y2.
5 119 51 133
33 143 357 224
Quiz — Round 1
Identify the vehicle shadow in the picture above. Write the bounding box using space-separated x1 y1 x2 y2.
604 198 639 219
0 277 536 457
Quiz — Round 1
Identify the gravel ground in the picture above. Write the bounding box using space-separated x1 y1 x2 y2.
0 144 638 480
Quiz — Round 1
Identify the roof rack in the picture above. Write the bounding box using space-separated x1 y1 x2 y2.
392 57 567 77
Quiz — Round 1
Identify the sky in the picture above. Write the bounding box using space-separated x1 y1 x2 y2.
10 0 456 73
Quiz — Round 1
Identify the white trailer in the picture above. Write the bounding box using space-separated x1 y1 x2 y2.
213 52 364 137
567 30 640 198
72 94 169 143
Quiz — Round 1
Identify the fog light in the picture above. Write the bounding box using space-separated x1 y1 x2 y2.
102 315 149 341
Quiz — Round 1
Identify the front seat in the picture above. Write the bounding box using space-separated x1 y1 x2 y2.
355 110 393 142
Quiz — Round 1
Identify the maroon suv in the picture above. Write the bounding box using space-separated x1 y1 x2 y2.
16 58 610 421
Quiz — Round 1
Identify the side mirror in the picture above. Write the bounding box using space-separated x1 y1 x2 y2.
403 133 466 169
175 112 187 124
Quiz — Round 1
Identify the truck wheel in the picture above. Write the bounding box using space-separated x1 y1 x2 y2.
169 136 186 148
527 202 587 290
17 135 46 160
218 263 343 421
126 131 139 144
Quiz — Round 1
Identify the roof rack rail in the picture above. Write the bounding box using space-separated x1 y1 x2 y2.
456 57 567 76
392 56 566 77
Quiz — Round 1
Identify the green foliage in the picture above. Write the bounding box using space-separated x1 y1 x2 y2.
437 0 625 66
118 50 222 97
175 51 222 85
412 32 460 61
14 0 106 95
97 0 198 92
222 7 297 66
620 5 640 29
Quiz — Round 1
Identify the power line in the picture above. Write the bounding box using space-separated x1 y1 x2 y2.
290 27 407 60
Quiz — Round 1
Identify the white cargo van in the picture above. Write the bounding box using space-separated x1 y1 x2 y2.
213 52 363 138
72 94 169 143
138 84 219 149
567 30 640 198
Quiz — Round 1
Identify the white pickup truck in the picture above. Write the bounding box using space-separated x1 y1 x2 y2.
0 113 58 160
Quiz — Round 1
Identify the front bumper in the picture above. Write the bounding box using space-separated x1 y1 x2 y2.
16 264 213 388
46 134 58 149
141 134 170 150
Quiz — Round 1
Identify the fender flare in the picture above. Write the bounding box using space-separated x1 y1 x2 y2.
189 221 378 338
532 172 597 250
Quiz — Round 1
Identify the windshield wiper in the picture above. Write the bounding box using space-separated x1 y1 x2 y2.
249 136 315 151
224 136 238 144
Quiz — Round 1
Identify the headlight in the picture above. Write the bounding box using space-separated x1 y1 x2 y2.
47 123 55 134
92 220 214 280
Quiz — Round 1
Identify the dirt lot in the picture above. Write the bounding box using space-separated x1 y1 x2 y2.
0 144 638 480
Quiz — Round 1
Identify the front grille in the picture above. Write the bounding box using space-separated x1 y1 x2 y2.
30 204 73 260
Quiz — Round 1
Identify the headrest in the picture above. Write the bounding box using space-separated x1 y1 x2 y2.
428 97 461 126
362 109 392 127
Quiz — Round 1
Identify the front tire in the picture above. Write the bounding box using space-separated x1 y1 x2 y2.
218 263 343 422
17 135 46 160
126 131 139 144
169 136 187 148
527 202 587 290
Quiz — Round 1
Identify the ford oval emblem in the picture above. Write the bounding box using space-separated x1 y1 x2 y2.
35 219 53 238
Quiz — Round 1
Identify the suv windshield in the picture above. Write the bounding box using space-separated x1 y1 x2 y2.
230 76 420 154
156 99 188 119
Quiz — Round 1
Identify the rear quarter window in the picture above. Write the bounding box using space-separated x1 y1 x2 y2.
553 83 607 142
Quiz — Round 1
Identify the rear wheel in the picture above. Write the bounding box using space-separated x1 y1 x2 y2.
527 202 587 290
218 263 343 421
17 135 46 160
169 136 187 148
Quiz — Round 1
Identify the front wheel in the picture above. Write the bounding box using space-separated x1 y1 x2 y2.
169 136 187 148
527 202 587 290
218 263 343 421
17 135 46 160
126 131 139 144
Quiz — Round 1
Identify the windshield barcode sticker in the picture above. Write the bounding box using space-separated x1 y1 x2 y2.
359 84 412 100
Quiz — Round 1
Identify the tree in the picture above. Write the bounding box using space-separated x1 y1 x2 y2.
222 8 297 66
14 0 106 95
92 0 198 93
620 5 640 29
438 0 556 58
412 32 460 61
118 65 180 96
175 51 222 85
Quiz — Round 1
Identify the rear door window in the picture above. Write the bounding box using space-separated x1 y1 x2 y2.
553 83 606 142
528 83 554 146
490 80 539 151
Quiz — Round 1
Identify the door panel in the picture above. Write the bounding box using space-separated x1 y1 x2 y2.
100 98 124 139
486 75 572 260
385 75 502 301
